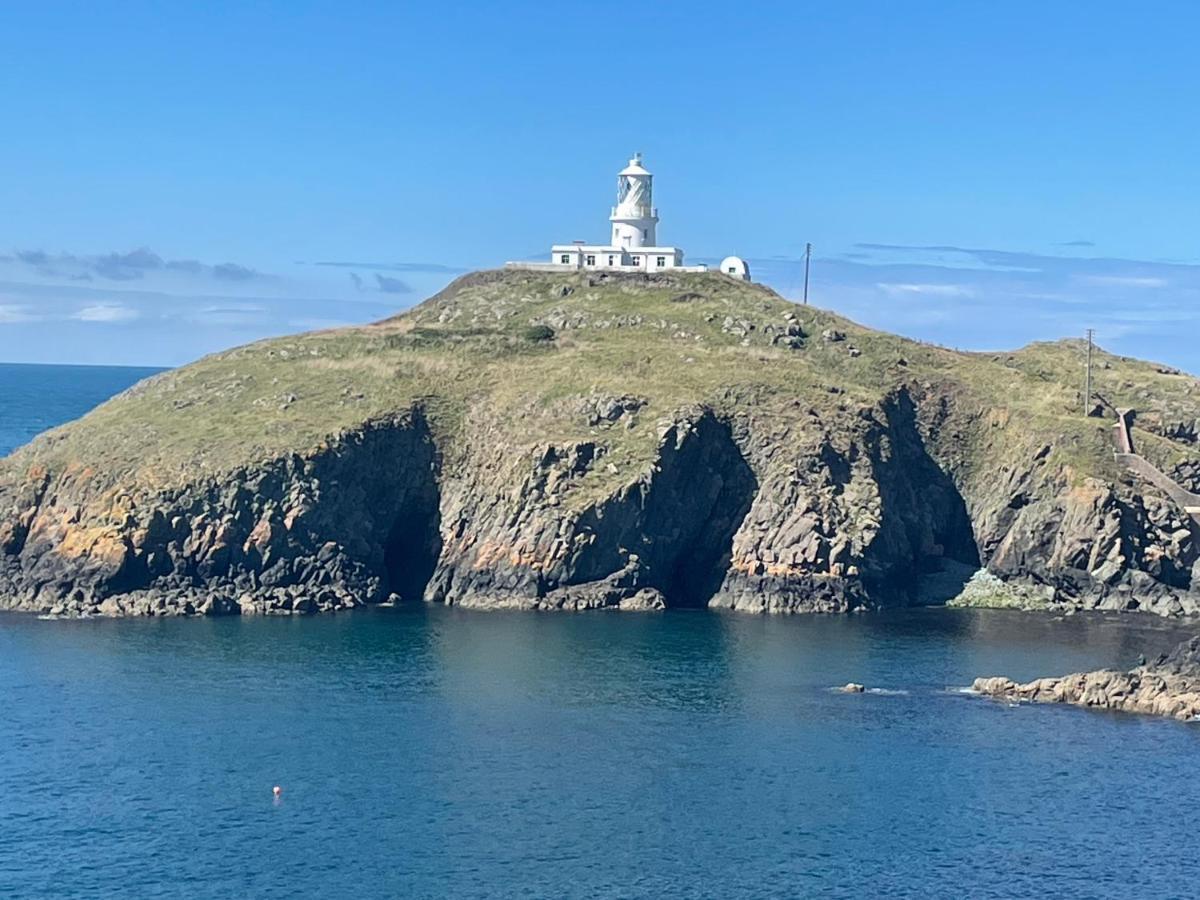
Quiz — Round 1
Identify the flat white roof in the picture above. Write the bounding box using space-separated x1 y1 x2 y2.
551 244 680 253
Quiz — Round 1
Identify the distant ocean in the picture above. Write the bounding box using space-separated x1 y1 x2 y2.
2 362 1200 898
0 362 163 456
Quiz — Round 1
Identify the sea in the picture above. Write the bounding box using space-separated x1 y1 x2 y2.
0 362 164 457
2 363 1199 899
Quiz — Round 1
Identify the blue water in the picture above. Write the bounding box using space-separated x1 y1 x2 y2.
1 364 1199 898
2 610 1198 898
0 362 162 456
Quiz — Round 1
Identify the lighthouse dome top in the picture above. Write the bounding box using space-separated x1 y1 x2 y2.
618 153 651 177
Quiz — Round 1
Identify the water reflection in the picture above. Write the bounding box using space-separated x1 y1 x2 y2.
428 607 742 713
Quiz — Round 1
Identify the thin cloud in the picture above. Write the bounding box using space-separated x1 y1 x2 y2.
196 303 267 315
876 282 974 297
313 260 467 274
1059 240 1096 248
1081 275 1168 288
852 243 1042 273
212 262 259 281
92 248 163 280
188 305 268 326
164 259 205 275
0 304 38 323
852 242 1195 275
72 303 140 322
9 247 265 283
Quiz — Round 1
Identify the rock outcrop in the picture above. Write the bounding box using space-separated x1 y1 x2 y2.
974 634 1200 721
1 413 441 617
2 269 1200 617
428 411 758 610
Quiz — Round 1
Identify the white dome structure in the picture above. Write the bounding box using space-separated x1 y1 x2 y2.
719 256 751 281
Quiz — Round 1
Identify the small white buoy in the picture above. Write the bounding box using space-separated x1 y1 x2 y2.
272 785 282 797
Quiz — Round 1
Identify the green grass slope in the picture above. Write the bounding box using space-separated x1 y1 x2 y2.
5 269 1199 501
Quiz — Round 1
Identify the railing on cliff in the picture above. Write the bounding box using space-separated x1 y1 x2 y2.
1112 408 1200 524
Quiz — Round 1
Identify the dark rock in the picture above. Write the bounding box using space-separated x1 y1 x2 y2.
0 412 440 618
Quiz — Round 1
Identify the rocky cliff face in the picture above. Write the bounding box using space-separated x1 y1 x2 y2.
959 448 1200 616
0 413 441 616
2 269 1200 617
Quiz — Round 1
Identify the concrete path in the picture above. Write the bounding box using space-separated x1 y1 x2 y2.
1113 409 1200 525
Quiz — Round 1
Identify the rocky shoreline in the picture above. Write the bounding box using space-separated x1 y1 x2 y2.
973 634 1200 722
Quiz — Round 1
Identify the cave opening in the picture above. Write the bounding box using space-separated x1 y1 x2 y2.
562 414 758 610
641 416 759 608
382 493 442 603
379 423 443 604
863 391 981 606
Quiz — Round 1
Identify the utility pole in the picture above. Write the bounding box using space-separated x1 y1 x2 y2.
1084 328 1095 417
803 242 812 305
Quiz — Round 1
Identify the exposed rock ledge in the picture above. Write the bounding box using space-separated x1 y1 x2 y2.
973 635 1200 721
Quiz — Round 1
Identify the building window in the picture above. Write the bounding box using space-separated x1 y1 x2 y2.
656 256 666 267
608 255 614 265
632 256 640 265
727 267 736 273
586 255 595 266
643 229 648 239
560 254 570 264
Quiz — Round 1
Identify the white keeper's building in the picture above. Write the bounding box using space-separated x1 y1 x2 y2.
507 153 749 281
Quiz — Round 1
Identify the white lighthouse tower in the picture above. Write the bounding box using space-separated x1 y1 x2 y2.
609 153 658 249
507 152 733 277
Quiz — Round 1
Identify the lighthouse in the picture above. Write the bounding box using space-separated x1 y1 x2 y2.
609 153 658 249
508 153 725 276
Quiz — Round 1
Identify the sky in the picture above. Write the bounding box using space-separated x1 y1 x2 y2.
2 1 1200 370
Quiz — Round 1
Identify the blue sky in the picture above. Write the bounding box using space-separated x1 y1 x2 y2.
3 1 1200 369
